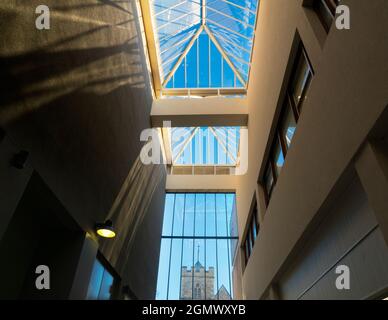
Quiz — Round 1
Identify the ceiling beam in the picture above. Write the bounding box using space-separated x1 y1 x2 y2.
162 25 204 87
139 0 162 97
202 0 206 25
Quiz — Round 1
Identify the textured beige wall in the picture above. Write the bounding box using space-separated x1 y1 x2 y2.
240 0 388 299
278 175 388 299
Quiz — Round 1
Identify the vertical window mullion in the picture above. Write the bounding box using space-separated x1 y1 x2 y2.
221 58 224 87
179 194 186 299
209 35 211 87
225 194 232 298
197 39 199 87
166 193 176 299
192 194 196 300
214 193 219 300
184 56 187 88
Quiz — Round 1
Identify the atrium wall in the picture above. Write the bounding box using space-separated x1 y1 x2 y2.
0 1 166 299
240 0 388 299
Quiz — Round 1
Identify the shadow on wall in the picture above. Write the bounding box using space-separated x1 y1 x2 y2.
0 1 161 293
99 155 166 282
0 0 149 125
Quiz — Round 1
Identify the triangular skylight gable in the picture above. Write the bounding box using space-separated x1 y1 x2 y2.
151 0 259 90
171 127 240 165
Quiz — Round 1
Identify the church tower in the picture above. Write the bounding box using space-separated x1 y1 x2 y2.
180 245 215 300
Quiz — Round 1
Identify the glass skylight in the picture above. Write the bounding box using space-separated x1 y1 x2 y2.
150 0 259 91
171 127 240 165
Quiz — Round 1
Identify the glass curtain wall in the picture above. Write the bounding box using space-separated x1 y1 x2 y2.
156 193 238 300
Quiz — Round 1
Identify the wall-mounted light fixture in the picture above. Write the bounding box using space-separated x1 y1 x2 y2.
95 220 116 238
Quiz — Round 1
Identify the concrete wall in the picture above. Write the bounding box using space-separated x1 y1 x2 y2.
240 0 388 299
151 97 248 127
278 175 388 300
0 1 166 299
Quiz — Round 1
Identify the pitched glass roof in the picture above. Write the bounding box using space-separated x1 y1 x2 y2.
151 0 259 90
171 127 240 165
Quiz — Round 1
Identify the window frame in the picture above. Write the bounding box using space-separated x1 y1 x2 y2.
313 0 340 32
261 43 313 205
242 195 260 268
86 252 120 300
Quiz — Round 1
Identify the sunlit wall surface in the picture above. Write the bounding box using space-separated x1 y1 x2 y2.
156 193 238 300
172 127 240 165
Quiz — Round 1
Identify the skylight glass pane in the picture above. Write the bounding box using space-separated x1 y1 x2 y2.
171 127 240 165
210 41 222 87
223 60 235 87
150 0 259 91
199 31 210 88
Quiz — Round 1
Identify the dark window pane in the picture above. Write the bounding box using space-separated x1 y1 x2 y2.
244 240 250 263
280 101 297 150
87 258 115 300
252 214 257 242
98 269 114 300
290 50 312 111
0 128 5 143
314 0 338 32
264 164 274 199
273 139 285 178
87 259 104 300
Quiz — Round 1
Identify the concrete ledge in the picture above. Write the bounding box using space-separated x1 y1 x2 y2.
151 97 248 127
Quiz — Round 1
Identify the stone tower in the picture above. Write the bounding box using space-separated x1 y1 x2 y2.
180 245 215 300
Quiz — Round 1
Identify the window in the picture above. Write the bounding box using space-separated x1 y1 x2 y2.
86 255 117 300
262 43 313 204
139 0 260 97
171 127 240 165
156 193 238 300
313 0 340 32
0 128 4 143
242 196 259 266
